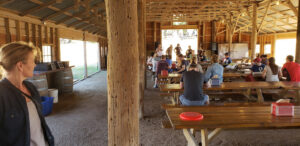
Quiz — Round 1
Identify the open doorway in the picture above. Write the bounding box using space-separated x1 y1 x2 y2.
275 39 296 67
161 29 198 61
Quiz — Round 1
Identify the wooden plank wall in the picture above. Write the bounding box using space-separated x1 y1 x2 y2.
0 17 59 62
0 11 108 76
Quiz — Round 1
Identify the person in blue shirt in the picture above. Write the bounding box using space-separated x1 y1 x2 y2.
251 61 265 72
222 52 232 67
166 55 173 72
204 54 224 83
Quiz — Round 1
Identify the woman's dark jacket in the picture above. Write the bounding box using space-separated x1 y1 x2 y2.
0 78 54 146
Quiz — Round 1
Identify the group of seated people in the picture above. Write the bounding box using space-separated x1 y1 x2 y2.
149 44 300 106
250 54 300 82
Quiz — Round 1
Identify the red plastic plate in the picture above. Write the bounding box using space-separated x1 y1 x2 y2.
180 112 204 121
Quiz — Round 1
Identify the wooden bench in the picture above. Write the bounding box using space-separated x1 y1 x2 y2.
160 82 284 104
163 105 300 146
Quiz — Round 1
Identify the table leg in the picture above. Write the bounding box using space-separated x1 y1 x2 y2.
183 129 198 146
243 89 251 102
173 92 180 104
201 129 208 146
256 88 264 103
208 128 222 143
296 90 300 105
171 92 176 105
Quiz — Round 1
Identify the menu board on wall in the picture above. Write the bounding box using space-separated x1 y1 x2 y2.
218 43 249 60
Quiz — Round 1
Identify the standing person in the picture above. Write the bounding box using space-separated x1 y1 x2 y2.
0 42 54 146
282 55 300 81
152 44 163 80
262 57 282 81
166 44 173 59
153 55 169 88
222 52 232 67
186 45 193 58
147 52 155 71
174 43 182 56
179 62 209 106
204 54 224 83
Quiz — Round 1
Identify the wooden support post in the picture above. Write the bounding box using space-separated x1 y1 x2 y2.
295 0 300 64
211 20 216 43
225 25 229 43
31 24 36 46
238 30 242 43
228 26 233 54
83 32 88 78
15 20 21 41
198 21 201 49
54 28 60 61
202 22 205 49
37 25 42 48
4 18 11 43
44 26 48 44
250 2 258 60
138 0 146 119
154 22 157 43
50 27 54 44
25 22 30 42
105 0 139 145
37 25 42 62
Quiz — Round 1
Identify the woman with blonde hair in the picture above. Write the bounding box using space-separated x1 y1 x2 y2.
0 42 54 146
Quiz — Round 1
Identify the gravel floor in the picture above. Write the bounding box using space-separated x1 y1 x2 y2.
46 71 300 146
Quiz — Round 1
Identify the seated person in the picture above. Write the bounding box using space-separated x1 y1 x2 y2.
186 56 203 73
204 54 224 83
251 61 265 72
253 54 262 63
261 54 268 65
175 54 189 74
222 52 232 67
262 57 282 82
197 50 207 62
282 55 300 81
153 55 170 88
179 62 209 106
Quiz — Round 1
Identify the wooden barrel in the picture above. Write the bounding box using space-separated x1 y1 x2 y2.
54 68 73 94
27 74 49 96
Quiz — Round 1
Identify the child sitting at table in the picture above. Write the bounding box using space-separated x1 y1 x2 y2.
179 62 209 106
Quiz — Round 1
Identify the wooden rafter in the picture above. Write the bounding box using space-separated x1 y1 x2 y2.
21 0 56 16
257 0 271 33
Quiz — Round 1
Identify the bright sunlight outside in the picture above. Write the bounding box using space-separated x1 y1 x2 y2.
275 39 296 67
162 29 198 61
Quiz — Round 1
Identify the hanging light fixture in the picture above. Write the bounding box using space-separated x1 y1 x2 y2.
275 0 280 5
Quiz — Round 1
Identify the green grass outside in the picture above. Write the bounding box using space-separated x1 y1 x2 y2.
72 65 99 81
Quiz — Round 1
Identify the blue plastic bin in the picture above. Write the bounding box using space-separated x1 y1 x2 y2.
41 96 54 116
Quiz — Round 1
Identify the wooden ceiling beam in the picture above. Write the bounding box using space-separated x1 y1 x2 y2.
0 0 14 6
21 0 56 16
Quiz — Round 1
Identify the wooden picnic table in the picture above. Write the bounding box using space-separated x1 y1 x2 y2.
223 72 249 78
160 82 284 104
158 73 182 79
164 105 300 146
